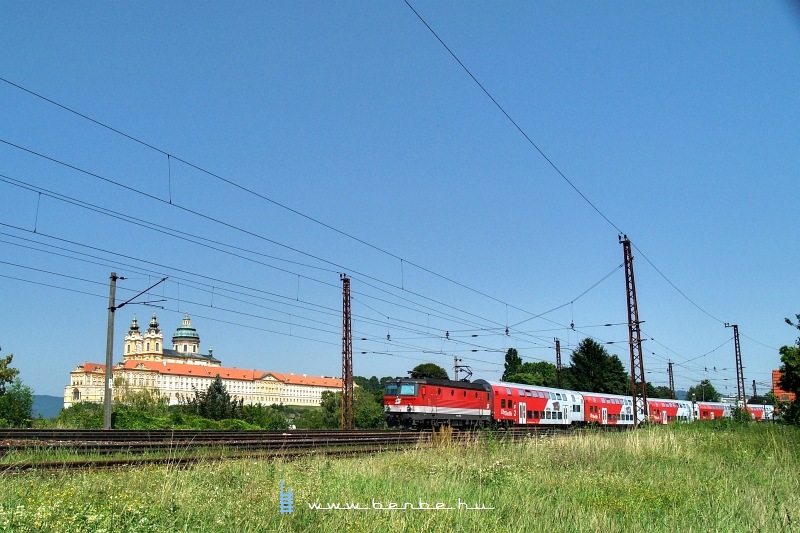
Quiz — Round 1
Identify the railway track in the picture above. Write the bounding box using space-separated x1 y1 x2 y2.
0 429 430 473
0 426 572 473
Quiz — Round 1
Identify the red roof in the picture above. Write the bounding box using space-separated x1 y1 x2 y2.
75 362 106 373
266 372 343 388
73 361 341 386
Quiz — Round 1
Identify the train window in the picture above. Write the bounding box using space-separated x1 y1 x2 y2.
463 391 466 397
451 390 454 396
557 412 563 420
475 392 478 398
501 399 506 408
438 388 441 395
506 388 512 395
385 384 399 396
526 390 532 397
527 410 532 418
399 384 417 395
509 400 514 408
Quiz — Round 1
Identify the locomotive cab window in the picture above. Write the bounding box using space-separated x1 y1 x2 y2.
398 384 417 395
385 384 399 396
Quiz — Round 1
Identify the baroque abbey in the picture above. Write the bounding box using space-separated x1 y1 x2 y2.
64 314 342 408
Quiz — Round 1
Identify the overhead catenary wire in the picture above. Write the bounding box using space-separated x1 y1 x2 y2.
0 57 778 383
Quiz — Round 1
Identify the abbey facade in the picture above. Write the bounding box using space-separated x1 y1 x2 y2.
64 314 342 408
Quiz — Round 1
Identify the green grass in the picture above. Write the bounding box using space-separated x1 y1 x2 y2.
1 423 798 532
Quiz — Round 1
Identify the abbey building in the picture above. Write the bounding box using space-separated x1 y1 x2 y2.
64 314 342 408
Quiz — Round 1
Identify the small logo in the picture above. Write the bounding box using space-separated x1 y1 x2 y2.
279 479 294 514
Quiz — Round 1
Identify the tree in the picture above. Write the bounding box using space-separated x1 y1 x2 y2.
502 348 523 381
506 361 558 387
0 378 33 427
565 338 628 394
180 375 243 421
685 379 721 402
0 353 33 427
777 345 800 398
0 353 20 395
411 363 448 380
777 315 800 425
294 388 386 429
240 404 289 430
647 384 674 399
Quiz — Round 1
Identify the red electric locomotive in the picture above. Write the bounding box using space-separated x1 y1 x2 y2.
383 377 491 429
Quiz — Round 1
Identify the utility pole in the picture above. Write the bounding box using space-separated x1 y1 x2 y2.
668 361 675 400
103 272 120 430
341 274 354 430
752 379 757 399
103 274 167 430
453 354 460 381
725 323 746 409
620 235 647 424
554 338 563 388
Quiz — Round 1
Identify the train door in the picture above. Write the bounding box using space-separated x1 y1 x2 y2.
422 386 436 415
563 406 569 424
519 401 527 425
601 408 608 425
710 411 715 420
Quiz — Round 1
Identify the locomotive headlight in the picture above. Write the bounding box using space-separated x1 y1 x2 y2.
385 405 389 412
406 405 412 412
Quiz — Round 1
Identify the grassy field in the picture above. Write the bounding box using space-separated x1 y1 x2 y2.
1 423 798 532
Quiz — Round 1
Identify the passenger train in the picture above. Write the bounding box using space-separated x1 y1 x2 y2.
383 377 773 429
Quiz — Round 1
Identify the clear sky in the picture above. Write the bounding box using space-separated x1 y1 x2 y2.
1 2 798 398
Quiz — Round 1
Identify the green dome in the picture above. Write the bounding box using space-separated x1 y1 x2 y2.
172 314 200 341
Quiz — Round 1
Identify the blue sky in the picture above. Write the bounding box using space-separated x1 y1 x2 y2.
1 2 798 398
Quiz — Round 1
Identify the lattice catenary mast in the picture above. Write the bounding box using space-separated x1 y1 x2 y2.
725 323 746 409
620 235 648 423
555 338 563 388
668 361 675 400
341 274 354 430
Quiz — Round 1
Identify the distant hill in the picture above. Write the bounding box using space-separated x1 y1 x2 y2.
32 395 63 419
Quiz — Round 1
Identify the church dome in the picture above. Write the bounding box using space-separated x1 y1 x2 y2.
172 314 200 342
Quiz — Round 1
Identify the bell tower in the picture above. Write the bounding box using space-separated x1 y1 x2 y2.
123 315 143 360
143 313 164 358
